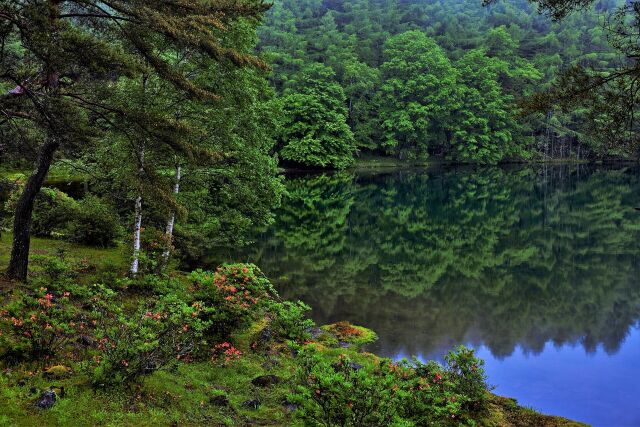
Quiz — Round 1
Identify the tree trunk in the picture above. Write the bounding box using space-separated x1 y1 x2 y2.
6 136 60 281
130 144 145 276
160 163 181 270
130 195 143 275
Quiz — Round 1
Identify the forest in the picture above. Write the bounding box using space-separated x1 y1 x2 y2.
0 0 639 426
258 0 634 166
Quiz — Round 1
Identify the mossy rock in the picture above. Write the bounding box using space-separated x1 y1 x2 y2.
482 395 589 427
43 366 71 380
318 322 378 348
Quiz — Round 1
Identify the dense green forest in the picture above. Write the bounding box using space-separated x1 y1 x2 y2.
259 0 633 166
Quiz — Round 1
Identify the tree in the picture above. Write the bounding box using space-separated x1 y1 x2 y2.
379 30 460 160
450 49 520 163
278 63 356 169
0 0 270 281
343 60 381 150
485 0 640 157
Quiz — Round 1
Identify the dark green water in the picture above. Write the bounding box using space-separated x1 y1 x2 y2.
212 164 640 426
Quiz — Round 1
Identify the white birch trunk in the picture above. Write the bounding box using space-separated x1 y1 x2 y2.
161 163 181 267
130 145 145 276
130 195 143 275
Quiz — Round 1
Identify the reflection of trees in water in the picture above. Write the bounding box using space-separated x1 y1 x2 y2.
225 166 640 359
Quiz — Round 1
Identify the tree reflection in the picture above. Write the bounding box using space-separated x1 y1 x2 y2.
214 165 640 359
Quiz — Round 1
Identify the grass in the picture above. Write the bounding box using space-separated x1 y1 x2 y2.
352 154 435 170
0 163 88 185
0 232 128 285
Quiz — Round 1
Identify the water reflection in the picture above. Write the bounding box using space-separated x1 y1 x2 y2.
210 164 640 425
214 165 640 358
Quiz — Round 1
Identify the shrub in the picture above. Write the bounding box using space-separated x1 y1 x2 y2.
289 346 489 427
64 195 121 247
399 346 488 425
0 288 78 362
4 187 78 237
445 345 489 411
289 349 405 427
90 295 209 387
32 250 75 283
190 264 278 339
267 300 314 342
0 178 14 232
4 187 120 246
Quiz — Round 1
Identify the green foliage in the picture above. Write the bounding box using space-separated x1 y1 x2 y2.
63 195 121 247
4 188 120 247
5 188 77 238
450 49 521 163
266 300 314 342
289 350 405 426
279 63 356 168
90 295 209 387
0 288 77 361
398 347 488 425
289 346 489 426
259 0 628 163
190 265 278 339
379 31 460 160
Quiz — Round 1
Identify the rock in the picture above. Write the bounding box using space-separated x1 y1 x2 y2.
307 327 323 340
251 375 281 388
261 359 279 370
210 394 229 407
77 335 95 347
258 327 272 344
35 390 56 409
242 399 261 409
283 402 299 413
332 362 364 371
43 365 71 379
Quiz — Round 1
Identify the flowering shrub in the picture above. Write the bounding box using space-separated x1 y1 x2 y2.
289 346 488 426
399 346 489 425
89 295 209 387
0 288 78 361
190 265 277 338
212 342 243 365
289 350 405 426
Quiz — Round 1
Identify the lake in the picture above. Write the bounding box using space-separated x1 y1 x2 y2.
211 164 640 427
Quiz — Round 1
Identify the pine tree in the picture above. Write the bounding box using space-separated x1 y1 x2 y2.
0 0 270 281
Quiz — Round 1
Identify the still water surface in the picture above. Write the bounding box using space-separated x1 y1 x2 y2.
216 164 640 426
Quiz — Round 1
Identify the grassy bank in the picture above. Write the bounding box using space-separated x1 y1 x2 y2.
0 237 586 426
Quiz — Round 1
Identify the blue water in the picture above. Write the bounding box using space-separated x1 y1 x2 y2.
479 330 640 426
